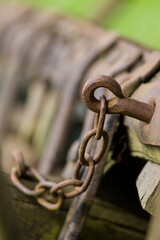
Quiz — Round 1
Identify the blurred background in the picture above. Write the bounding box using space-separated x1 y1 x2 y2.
0 0 159 50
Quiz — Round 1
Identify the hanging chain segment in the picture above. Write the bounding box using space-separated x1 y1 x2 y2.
11 94 108 210
11 75 155 210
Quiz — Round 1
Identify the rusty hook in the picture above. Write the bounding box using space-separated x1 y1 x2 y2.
82 75 154 124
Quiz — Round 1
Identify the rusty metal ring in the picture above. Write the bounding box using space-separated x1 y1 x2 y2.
11 167 45 197
82 75 124 113
94 95 107 140
56 154 94 199
36 181 57 190
36 181 64 210
73 154 94 192
36 196 63 211
79 128 108 166
50 179 83 195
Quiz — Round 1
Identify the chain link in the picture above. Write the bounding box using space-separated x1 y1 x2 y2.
94 95 107 140
10 95 108 210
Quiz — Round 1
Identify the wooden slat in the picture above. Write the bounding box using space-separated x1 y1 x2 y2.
136 160 160 216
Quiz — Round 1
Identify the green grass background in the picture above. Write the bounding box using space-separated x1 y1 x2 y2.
1 0 160 50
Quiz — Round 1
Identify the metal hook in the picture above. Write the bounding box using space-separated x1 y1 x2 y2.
82 75 154 123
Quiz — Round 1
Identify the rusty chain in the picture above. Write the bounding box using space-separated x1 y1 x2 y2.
11 75 154 210
11 93 108 210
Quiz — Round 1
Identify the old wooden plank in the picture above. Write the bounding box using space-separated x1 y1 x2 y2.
128 129 160 164
3 174 148 240
136 160 160 216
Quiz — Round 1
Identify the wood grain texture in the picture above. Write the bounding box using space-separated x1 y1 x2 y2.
3 173 147 240
128 129 160 165
136 160 160 216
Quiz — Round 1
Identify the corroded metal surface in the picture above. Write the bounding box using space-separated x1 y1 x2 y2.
82 75 154 123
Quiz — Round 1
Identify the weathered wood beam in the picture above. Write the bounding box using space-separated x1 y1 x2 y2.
127 129 160 165
3 173 148 240
136 160 160 216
